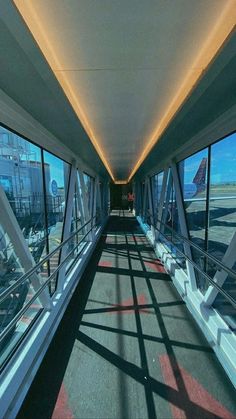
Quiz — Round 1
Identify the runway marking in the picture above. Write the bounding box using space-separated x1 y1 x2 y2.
159 354 235 419
52 383 74 419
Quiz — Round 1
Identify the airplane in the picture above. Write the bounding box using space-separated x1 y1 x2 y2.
183 157 236 203
183 157 207 201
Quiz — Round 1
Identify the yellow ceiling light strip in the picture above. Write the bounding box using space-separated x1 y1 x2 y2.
127 1 236 182
13 0 115 181
114 180 128 185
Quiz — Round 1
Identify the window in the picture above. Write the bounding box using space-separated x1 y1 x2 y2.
43 151 70 289
0 126 47 265
83 172 94 217
0 125 72 295
151 171 164 221
208 132 236 262
179 148 208 286
208 133 236 325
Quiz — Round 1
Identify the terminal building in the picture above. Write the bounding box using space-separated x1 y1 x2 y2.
0 1 236 417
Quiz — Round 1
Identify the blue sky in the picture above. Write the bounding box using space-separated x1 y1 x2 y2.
183 132 236 184
43 151 69 187
210 132 236 184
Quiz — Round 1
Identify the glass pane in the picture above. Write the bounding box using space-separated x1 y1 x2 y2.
160 169 172 241
152 171 163 223
100 182 104 214
179 148 208 289
83 173 94 217
171 184 186 271
208 132 236 326
43 151 70 289
77 172 86 224
0 126 47 264
145 184 151 227
0 225 25 287
65 183 86 273
95 184 102 226
208 133 236 262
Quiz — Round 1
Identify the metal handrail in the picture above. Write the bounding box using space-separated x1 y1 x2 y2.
0 225 94 345
145 209 236 281
142 212 236 310
0 216 96 305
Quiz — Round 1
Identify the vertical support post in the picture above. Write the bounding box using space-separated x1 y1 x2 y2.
171 162 197 290
92 177 98 237
133 181 138 216
96 178 102 223
76 173 85 230
143 179 148 223
78 170 92 241
160 170 172 234
57 160 77 291
107 182 111 215
147 177 155 239
156 168 168 241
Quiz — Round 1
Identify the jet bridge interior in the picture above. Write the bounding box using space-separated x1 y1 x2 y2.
0 1 236 418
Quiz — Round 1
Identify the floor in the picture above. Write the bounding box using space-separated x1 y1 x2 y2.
18 211 236 419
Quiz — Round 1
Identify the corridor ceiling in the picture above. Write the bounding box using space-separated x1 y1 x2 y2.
6 1 236 181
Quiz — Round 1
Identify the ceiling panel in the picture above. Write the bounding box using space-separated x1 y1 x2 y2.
12 0 236 180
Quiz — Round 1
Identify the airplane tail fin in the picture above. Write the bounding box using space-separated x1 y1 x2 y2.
192 157 207 191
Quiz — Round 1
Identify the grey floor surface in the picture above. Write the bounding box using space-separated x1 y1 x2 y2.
18 212 236 419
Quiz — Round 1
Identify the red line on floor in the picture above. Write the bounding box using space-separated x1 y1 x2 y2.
109 293 149 314
98 260 113 267
52 383 74 419
159 354 235 419
145 260 166 273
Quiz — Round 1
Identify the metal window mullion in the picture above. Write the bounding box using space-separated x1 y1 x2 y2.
105 182 109 216
171 162 197 290
156 168 168 240
143 179 148 222
161 171 172 229
204 145 211 269
91 178 98 237
203 231 236 307
78 170 92 241
147 177 155 239
96 178 102 222
134 181 141 216
41 149 50 279
75 173 85 232
103 181 109 216
0 186 51 309
57 161 77 291
133 181 138 215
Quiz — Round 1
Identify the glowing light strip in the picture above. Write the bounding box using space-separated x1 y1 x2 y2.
114 180 128 185
127 2 236 182
13 0 115 181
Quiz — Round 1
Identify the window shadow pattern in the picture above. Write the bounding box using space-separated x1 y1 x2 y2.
18 212 236 419
74 214 236 419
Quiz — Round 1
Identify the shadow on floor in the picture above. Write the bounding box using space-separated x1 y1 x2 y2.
18 214 236 419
